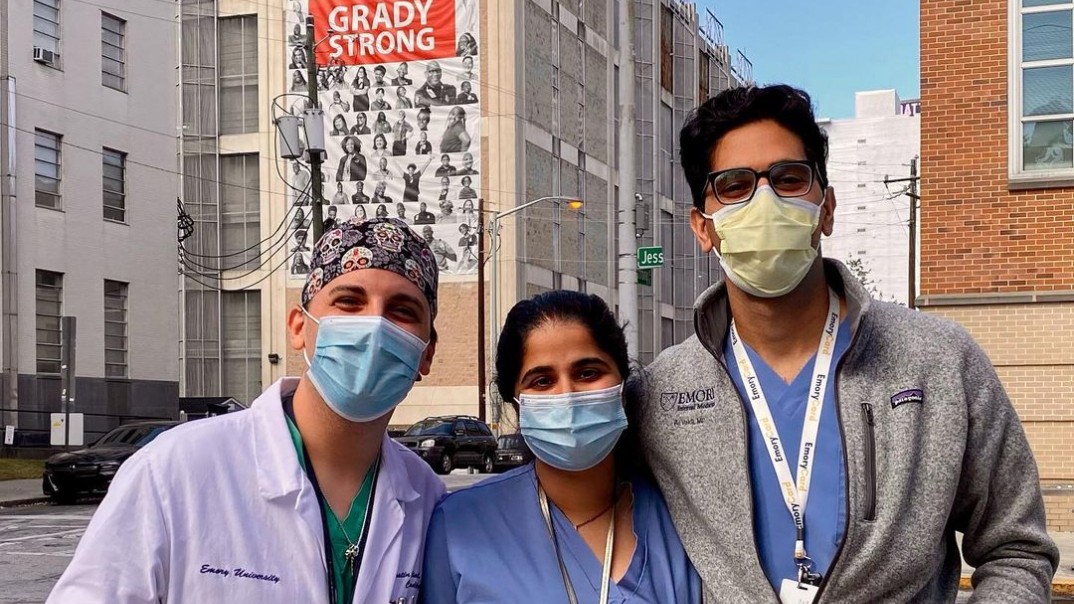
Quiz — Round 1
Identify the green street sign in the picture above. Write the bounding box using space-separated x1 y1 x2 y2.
637 246 664 269
637 269 653 287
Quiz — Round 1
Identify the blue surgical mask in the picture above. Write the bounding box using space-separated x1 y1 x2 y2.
302 310 428 423
518 384 628 472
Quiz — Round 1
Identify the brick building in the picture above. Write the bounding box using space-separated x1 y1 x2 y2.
920 0 1074 530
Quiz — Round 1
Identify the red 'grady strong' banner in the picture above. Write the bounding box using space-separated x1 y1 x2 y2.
310 0 457 65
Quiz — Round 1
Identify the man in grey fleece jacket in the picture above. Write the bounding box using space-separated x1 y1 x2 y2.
634 85 1058 603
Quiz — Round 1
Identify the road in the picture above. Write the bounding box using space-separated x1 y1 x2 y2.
0 470 486 604
4 471 1068 603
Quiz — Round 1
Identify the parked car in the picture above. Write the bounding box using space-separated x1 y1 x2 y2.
493 432 534 472
393 416 497 475
42 421 179 504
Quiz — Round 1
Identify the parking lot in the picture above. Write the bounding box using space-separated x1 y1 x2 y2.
0 471 486 603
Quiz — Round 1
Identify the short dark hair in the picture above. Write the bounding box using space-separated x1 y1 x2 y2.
680 85 829 210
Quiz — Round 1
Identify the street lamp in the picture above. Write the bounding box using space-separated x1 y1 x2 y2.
476 196 583 427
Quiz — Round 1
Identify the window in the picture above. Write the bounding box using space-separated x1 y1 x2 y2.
699 50 711 102
1012 0 1074 177
104 280 128 378
218 15 258 134
103 148 126 222
35 130 61 209
221 290 261 403
220 154 260 267
660 6 674 92
102 13 126 90
33 0 60 55
36 270 63 374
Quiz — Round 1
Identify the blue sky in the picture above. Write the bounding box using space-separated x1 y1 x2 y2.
698 0 920 119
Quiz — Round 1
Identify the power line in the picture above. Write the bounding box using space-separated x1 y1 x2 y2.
180 248 295 292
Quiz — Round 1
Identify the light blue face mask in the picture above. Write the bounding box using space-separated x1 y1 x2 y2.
518 383 628 472
302 310 428 423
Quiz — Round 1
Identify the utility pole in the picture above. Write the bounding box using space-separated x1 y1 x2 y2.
617 0 639 357
1 77 19 421
305 15 325 241
884 156 920 309
475 200 487 423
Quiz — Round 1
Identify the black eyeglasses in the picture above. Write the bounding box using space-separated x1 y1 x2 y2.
706 161 820 205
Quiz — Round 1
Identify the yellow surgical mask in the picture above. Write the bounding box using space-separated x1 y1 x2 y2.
701 186 823 298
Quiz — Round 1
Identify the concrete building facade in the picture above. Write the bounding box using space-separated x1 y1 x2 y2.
0 0 180 439
920 0 1074 530
819 90 921 306
178 0 749 432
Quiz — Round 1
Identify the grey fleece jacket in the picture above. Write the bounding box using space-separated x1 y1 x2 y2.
634 259 1059 603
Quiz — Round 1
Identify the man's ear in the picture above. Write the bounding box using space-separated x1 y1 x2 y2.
417 338 436 379
820 186 837 237
689 207 718 254
287 306 309 352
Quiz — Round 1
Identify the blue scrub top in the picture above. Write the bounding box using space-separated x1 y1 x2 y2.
723 319 851 591
420 464 702 604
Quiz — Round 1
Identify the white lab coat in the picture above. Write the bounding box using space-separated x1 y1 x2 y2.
47 378 446 604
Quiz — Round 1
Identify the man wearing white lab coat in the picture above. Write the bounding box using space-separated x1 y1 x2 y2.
49 217 446 604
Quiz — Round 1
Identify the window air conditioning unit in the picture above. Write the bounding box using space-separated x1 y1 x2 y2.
32 47 57 66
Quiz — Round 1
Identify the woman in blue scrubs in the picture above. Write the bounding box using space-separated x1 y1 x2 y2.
421 291 701 603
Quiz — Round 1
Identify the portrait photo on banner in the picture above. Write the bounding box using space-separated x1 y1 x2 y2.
285 0 481 279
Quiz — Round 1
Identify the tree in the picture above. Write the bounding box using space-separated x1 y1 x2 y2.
845 253 883 299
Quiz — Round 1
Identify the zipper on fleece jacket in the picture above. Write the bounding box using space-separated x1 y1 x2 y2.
861 403 878 521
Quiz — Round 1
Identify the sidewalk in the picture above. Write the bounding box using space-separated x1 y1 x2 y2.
0 478 48 507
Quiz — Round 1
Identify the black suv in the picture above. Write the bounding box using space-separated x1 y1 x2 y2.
395 416 498 475
43 421 179 504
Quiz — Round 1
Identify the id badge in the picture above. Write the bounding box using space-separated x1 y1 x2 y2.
779 579 819 604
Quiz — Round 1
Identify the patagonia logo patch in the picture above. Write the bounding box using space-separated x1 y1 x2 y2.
890 389 924 409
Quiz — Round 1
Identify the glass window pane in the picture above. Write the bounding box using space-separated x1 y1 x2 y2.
103 73 124 91
103 151 123 167
1023 11 1073 62
244 85 259 132
219 84 243 134
103 45 124 63
104 206 125 221
1023 65 1074 116
1024 120 1074 170
37 330 61 345
34 16 58 36
35 3 59 20
35 161 59 180
1023 0 1068 6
